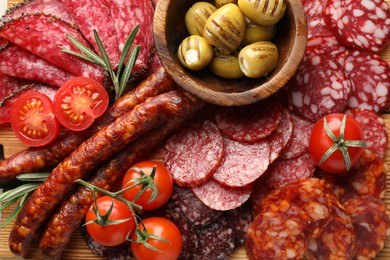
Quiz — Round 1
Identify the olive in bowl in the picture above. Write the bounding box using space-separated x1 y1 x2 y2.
153 0 307 106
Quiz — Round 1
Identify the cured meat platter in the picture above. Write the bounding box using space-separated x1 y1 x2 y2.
1 0 390 259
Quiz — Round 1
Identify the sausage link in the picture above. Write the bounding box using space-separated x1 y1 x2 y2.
39 115 197 259
0 67 174 182
8 91 203 257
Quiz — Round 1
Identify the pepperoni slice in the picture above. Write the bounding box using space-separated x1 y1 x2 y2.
323 0 390 52
343 196 390 259
286 48 352 122
191 178 253 211
265 153 316 189
212 137 270 187
164 119 224 187
337 51 390 113
215 96 283 143
280 113 313 159
346 108 388 159
0 43 75 87
267 109 293 163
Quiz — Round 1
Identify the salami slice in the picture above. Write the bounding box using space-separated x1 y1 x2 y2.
346 108 388 159
324 149 386 203
0 13 104 83
323 0 390 52
343 196 390 259
215 96 283 143
3 0 75 25
0 43 74 87
337 50 390 113
191 178 253 211
280 113 313 159
267 109 293 163
212 137 270 187
109 0 155 79
305 196 356 260
286 48 352 122
265 153 316 189
60 0 121 69
306 35 347 56
302 0 332 38
164 119 224 187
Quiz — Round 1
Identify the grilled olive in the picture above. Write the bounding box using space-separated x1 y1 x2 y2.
209 51 245 79
177 35 214 71
203 3 246 54
215 0 238 8
238 41 278 78
242 18 276 45
185 2 217 36
238 0 286 26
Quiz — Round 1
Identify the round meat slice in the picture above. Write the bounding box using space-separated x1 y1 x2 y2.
346 108 388 159
338 51 390 113
343 196 390 259
265 153 316 189
280 113 314 159
323 0 390 52
286 48 352 122
267 109 293 163
305 196 356 260
164 119 224 187
212 137 270 187
325 149 387 203
191 178 253 211
215 96 283 143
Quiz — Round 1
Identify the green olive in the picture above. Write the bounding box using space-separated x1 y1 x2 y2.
203 3 246 54
215 0 238 8
238 0 286 26
242 18 276 46
238 41 278 78
209 51 245 79
185 2 217 36
177 35 214 71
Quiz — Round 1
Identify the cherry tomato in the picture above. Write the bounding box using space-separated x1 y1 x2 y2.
309 113 365 173
85 196 135 247
10 91 60 147
53 77 109 131
131 217 182 260
122 161 173 210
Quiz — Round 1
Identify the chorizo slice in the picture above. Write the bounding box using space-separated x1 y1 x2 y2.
8 91 202 257
0 67 175 182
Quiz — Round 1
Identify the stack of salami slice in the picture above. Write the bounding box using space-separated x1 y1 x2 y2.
0 0 156 124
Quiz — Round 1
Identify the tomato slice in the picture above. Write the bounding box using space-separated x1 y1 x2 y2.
53 77 109 131
10 91 60 147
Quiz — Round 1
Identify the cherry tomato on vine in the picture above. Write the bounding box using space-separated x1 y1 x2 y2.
131 217 182 260
53 77 109 131
309 113 366 174
10 91 60 147
122 161 173 210
85 196 135 247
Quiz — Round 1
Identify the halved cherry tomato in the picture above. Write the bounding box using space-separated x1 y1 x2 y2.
53 77 109 131
122 161 173 210
85 196 136 247
131 217 182 260
10 91 60 147
309 113 366 173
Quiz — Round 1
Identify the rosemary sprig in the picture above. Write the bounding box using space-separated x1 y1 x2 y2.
0 173 49 228
61 24 141 100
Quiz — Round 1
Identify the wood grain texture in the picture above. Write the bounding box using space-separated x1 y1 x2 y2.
1 0 390 259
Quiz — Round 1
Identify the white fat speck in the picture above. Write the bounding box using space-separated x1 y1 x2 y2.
311 56 321 66
345 62 355 72
361 0 376 10
342 16 349 24
323 98 336 109
359 222 372 231
376 6 387 19
331 80 343 90
353 9 365 16
286 249 297 258
376 82 389 96
357 34 369 46
374 27 386 39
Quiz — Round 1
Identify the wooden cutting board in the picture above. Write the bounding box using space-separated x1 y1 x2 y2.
1 0 390 259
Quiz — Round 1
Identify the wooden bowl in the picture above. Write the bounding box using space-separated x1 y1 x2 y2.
153 0 307 106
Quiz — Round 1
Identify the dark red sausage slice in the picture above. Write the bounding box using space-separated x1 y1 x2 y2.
164 119 224 187
323 0 390 52
212 137 270 188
